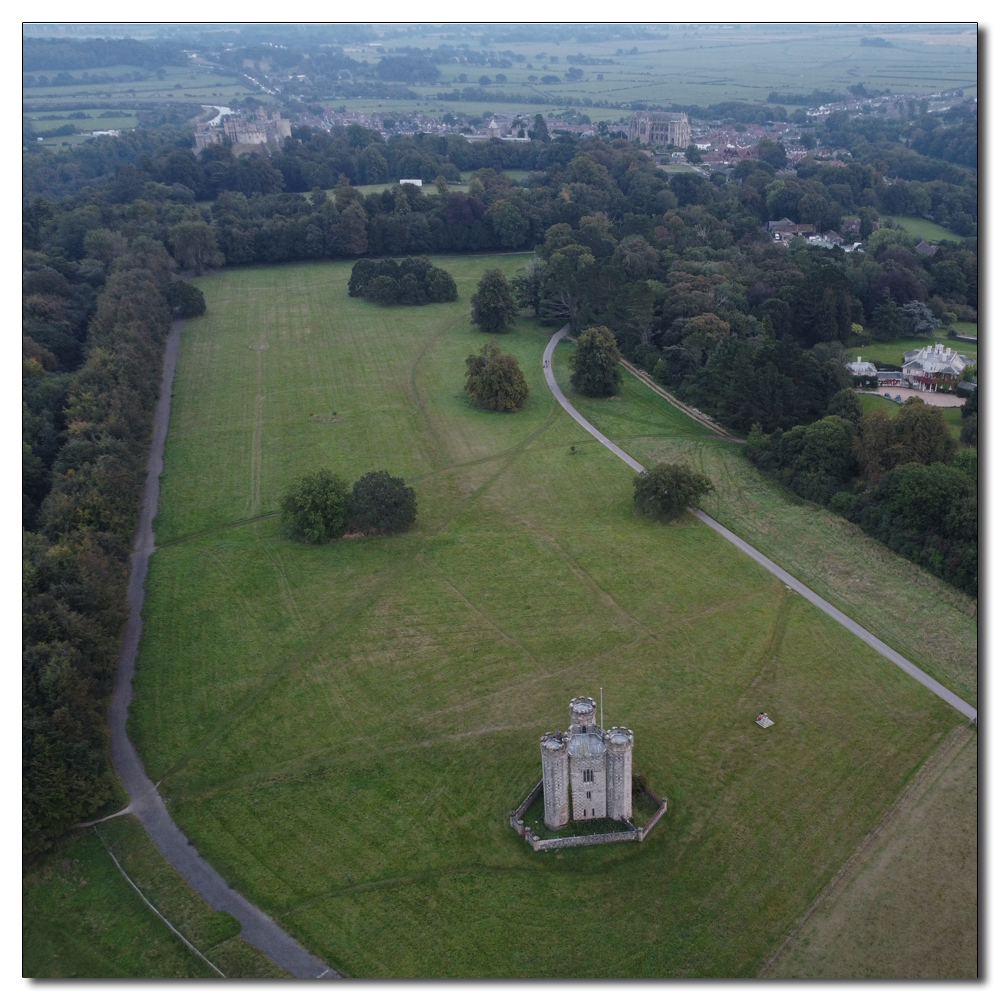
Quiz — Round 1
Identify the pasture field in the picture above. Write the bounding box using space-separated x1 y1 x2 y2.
22 61 258 120
889 216 967 242
23 25 977 142
765 723 977 978
129 257 972 976
22 817 285 978
341 23 976 119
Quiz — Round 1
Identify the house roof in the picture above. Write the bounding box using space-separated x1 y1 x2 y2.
915 240 939 256
902 344 972 377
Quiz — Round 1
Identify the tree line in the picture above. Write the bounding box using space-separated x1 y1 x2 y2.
23 235 182 856
746 391 977 595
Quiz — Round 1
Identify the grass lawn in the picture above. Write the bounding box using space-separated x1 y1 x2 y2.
766 723 977 978
887 216 966 243
22 817 285 979
127 258 973 977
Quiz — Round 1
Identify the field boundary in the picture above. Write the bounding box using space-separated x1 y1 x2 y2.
94 827 226 979
757 721 976 977
543 326 977 723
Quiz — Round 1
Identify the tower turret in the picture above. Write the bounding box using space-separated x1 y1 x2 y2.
605 727 633 821
569 696 597 733
540 732 570 830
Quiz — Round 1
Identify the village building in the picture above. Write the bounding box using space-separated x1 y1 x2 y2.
914 240 940 257
845 357 878 378
767 218 817 241
901 344 974 391
626 111 691 148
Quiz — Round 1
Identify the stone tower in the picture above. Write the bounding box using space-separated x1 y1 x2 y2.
569 728 607 821
539 696 635 829
569 695 597 732
568 696 605 822
605 727 634 821
540 732 569 830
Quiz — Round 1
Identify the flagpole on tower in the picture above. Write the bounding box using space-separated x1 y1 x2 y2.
600 687 603 731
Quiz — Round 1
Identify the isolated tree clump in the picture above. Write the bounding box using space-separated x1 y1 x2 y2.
633 463 715 522
570 325 623 397
280 469 351 543
349 256 457 306
465 340 530 412
350 470 417 535
470 267 520 333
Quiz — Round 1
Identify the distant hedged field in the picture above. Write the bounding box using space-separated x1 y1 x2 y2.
23 100 977 858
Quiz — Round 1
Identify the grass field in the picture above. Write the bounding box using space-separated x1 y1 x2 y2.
126 257 973 977
22 61 259 123
23 817 285 978
765 722 977 978
889 216 967 243
343 24 976 118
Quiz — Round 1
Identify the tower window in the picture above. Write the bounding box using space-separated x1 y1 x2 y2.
586 791 591 800
583 769 593 783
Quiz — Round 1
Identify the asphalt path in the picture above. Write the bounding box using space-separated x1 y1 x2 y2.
108 319 339 979
542 326 977 723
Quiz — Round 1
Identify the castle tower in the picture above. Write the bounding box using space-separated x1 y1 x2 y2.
605 727 634 821
569 696 597 733
540 733 570 830
569 728 607 821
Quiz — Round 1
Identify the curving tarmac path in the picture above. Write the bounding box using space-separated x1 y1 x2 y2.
108 319 339 979
542 326 977 723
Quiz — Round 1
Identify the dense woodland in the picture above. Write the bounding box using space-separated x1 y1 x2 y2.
23 91 977 855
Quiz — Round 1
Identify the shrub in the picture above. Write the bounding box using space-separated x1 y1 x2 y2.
280 469 351 543
633 463 714 522
350 471 417 535
570 326 623 397
470 267 519 333
465 340 529 412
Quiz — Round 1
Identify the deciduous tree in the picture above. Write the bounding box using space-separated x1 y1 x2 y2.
280 469 351 543
570 325 622 397
349 470 417 535
471 267 519 333
633 462 714 521
464 340 529 412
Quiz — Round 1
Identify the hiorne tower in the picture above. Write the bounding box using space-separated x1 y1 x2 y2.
539 696 633 830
